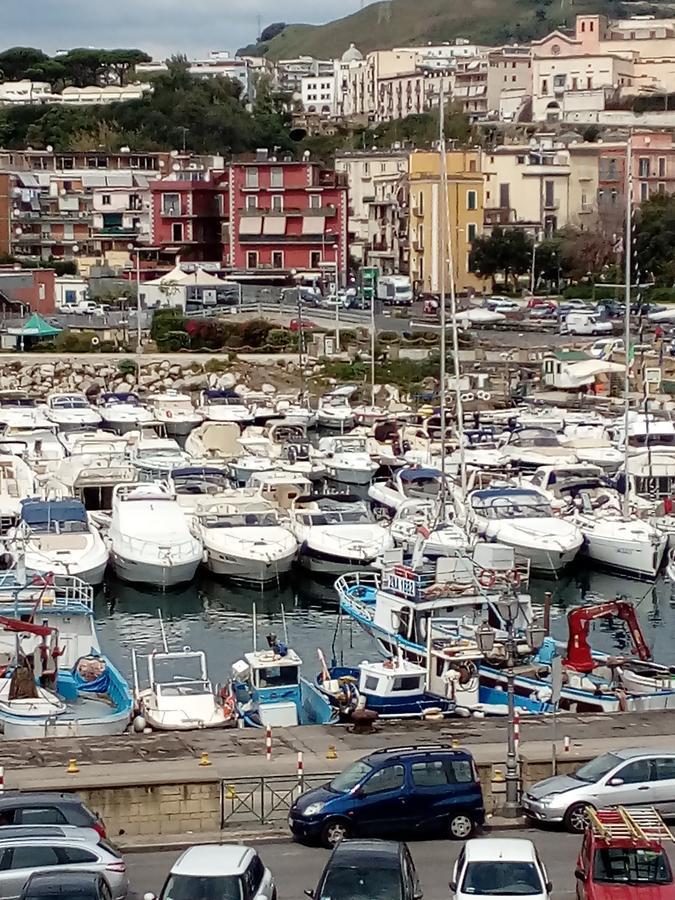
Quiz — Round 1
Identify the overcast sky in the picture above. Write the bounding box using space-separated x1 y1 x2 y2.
2 0 368 58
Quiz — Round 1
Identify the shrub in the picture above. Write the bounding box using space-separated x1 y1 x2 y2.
54 331 98 352
378 331 400 344
117 359 137 376
238 318 273 348
151 308 185 346
204 358 230 373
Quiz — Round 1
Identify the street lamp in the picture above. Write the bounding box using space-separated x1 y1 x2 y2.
128 243 142 380
332 242 340 352
291 268 306 400
475 594 545 818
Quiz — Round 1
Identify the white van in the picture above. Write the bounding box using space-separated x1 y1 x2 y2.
560 312 613 336
377 275 413 306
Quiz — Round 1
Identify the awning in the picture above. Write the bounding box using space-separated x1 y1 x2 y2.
7 313 62 338
302 216 326 235
263 217 286 236
239 217 263 236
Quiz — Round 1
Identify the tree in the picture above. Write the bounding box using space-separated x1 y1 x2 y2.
635 193 675 285
0 47 49 81
104 49 151 86
558 227 616 281
469 227 533 290
59 48 109 87
260 23 286 42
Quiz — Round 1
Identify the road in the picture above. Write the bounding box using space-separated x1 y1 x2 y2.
126 828 584 900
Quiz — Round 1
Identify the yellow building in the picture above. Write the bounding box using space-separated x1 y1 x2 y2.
408 149 485 294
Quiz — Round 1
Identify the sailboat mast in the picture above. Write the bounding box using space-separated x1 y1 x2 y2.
622 132 633 519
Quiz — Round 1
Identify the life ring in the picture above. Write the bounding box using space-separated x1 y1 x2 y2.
166 410 173 418
477 390 489 401
91 336 100 347
478 568 496 588
218 689 236 718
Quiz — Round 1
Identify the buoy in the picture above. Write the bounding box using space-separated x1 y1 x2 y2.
132 715 146 733
326 745 338 760
199 752 212 767
67 758 79 774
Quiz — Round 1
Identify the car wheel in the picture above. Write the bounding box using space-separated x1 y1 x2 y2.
449 813 474 839
564 803 593 834
321 819 350 848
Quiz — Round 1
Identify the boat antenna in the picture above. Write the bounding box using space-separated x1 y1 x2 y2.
157 607 169 653
622 130 633 519
280 603 289 645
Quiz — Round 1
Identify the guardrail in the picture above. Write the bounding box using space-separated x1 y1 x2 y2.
220 773 330 828
191 302 369 326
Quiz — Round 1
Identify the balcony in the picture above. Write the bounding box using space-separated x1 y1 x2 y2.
238 233 333 244
412 239 424 251
93 226 139 238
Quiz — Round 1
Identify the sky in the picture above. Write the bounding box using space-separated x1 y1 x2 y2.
1 0 368 58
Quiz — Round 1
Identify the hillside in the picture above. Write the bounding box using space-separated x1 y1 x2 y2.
240 0 625 60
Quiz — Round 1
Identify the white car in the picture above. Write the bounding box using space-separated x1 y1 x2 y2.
589 337 625 359
451 838 552 900
149 845 276 900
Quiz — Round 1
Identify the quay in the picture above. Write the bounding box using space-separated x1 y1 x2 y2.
4 709 674 844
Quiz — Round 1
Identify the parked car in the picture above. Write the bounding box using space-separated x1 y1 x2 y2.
588 337 625 359
527 297 556 310
484 296 521 313
0 793 105 836
288 744 485 847
451 838 552 900
594 300 626 319
558 299 592 316
289 318 318 332
307 840 422 900
21 871 113 900
574 806 675 900
150 845 275 900
560 312 613 336
522 747 675 833
0 825 127 900
528 305 557 320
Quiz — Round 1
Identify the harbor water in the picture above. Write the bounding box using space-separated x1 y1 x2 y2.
94 565 675 686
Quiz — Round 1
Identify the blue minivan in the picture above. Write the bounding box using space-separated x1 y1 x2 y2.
288 744 485 848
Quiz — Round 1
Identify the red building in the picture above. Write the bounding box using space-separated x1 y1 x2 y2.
0 267 56 313
150 150 348 281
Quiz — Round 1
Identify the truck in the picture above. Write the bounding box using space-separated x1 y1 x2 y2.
376 275 413 306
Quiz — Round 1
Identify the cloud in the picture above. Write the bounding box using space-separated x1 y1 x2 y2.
0 0 365 58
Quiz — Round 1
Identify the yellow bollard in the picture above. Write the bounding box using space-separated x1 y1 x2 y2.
326 745 338 760
452 738 460 748
67 758 79 774
199 752 212 767
226 784 237 800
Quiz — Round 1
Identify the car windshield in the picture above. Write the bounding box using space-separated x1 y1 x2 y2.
574 753 622 783
320 865 402 900
161 874 242 900
592 848 673 885
329 761 373 793
461 861 543 896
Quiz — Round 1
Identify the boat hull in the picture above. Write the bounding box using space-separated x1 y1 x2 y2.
204 548 296 584
110 551 200 588
580 529 666 579
326 465 376 486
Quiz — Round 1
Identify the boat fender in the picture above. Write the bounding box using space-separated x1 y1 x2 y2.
457 662 478 685
166 410 173 418
461 392 475 403
132 715 146 733
478 568 497 588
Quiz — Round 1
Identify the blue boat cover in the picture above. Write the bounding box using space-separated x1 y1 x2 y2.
204 389 239 399
172 466 227 477
399 467 442 482
20 499 87 525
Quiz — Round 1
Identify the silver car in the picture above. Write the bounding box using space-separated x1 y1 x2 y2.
151 845 276 900
0 825 128 900
522 747 675 833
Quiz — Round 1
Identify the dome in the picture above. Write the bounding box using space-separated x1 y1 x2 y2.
341 43 363 62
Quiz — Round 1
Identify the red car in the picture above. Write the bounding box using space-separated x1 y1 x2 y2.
575 807 675 900
289 318 318 332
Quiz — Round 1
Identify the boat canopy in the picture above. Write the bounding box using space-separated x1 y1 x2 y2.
21 498 87 525
399 467 442 482
172 466 228 478
101 392 140 404
203 389 240 400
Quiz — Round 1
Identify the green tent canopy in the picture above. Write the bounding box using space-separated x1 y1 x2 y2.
13 313 62 338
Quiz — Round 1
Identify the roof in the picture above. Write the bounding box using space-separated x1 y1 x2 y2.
613 747 675 760
399 467 442 482
23 870 105 894
464 838 537 862
0 792 79 806
553 350 592 362
171 844 254 877
9 313 61 338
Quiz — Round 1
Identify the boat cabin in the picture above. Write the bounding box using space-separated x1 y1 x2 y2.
249 471 312 508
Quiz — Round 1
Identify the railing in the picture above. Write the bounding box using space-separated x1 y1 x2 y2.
220 773 331 828
0 573 94 612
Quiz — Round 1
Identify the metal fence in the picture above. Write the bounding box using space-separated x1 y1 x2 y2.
220 773 331 829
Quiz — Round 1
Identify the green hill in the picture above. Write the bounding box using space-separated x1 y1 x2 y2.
241 0 624 60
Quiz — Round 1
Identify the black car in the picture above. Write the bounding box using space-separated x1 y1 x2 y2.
0 792 105 835
21 871 112 900
307 840 422 900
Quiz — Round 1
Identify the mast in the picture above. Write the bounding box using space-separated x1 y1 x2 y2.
622 131 633 519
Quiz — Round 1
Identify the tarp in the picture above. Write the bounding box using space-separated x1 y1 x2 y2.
21 499 87 525
11 313 61 338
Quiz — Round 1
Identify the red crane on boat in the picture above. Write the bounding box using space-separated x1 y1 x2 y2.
563 600 652 674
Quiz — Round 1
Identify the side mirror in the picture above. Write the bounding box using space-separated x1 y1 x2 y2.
304 891 314 899
545 881 553 893
607 777 624 787
574 870 586 883
449 883 457 893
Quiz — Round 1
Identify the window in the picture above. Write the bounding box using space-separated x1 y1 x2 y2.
246 195 258 211
245 167 259 188
363 162 370 175
553 74 566 88
362 764 405 795
59 848 98 864
616 759 651 784
499 183 510 208
309 194 321 208
469 159 476 172
639 157 650 177
246 251 259 268
542 79 548 95
653 757 675 780
243 857 264 899
545 180 555 207
19 807 67 825
587 77 592 89
640 181 649 201
467 190 477 210
392 676 422 692
161 193 180 216
658 182 666 195
418 256 424 281
659 157 666 177
467 223 477 242
572 77 578 90
310 250 321 268
172 222 183 242
11 846 60 869
270 167 283 188
412 761 449 787
272 250 284 268
364 675 378 691
101 194 111 206
271 195 283 212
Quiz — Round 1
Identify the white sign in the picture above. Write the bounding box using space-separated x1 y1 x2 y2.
382 571 418 598
645 368 662 386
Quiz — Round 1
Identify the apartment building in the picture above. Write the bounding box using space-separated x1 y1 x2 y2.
301 69 337 115
454 57 489 121
486 47 532 115
407 150 485 294
137 52 255 98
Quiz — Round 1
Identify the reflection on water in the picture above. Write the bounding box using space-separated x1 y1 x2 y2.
94 564 675 685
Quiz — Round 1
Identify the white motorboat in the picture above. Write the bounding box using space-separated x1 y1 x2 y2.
498 426 578 472
169 465 233 515
388 499 470 557
289 493 394 574
316 385 356 430
275 398 316 428
98 392 157 434
13 498 109 586
318 434 379 486
132 644 235 731
0 428 65 476
45 392 102 432
369 465 445 517
611 412 675 455
108 483 202 588
146 391 203 438
248 471 313 510
0 454 36 534
196 390 253 425
193 500 298 584
352 404 388 427
184 421 242 460
245 392 279 425
0 392 51 430
276 437 326 481
558 436 623 472
463 485 583 574
128 435 191 481
58 429 130 458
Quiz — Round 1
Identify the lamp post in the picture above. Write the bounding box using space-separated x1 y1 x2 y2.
476 595 546 818
291 268 305 400
128 243 142 382
332 242 340 352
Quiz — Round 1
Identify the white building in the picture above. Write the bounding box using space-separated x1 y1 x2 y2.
137 52 254 98
59 84 153 105
301 66 337 115
0 81 59 105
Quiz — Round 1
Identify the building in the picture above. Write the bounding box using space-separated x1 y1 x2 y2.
301 67 337 116
0 174 10 257
0 267 56 313
486 47 532 116
454 57 489 121
59 84 152 105
137 52 254 99
275 57 335 94
407 149 485 294
0 81 58 105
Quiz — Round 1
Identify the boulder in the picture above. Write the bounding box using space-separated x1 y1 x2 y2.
219 372 238 389
39 364 55 378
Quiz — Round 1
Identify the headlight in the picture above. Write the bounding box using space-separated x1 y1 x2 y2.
303 802 325 817
538 795 560 807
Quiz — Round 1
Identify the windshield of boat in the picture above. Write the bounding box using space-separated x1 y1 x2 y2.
628 433 675 447
51 395 88 409
160 874 242 900
202 512 279 528
460 861 543 896
0 397 35 408
574 752 622 783
137 448 183 460
30 518 88 535
333 438 368 452
174 472 229 494
507 428 560 447
106 395 140 407
329 760 374 793
472 490 552 519
153 655 206 686
404 477 441 497
297 509 370 526
592 848 672 885
207 397 245 407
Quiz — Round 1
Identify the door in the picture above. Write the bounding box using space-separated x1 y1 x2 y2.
1 846 62 899
649 756 675 816
349 763 407 836
598 757 653 808
405 758 481 834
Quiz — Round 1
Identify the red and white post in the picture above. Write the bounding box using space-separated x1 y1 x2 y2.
297 751 304 791
265 725 272 762
563 735 571 753
0 766 4 794
513 712 521 758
